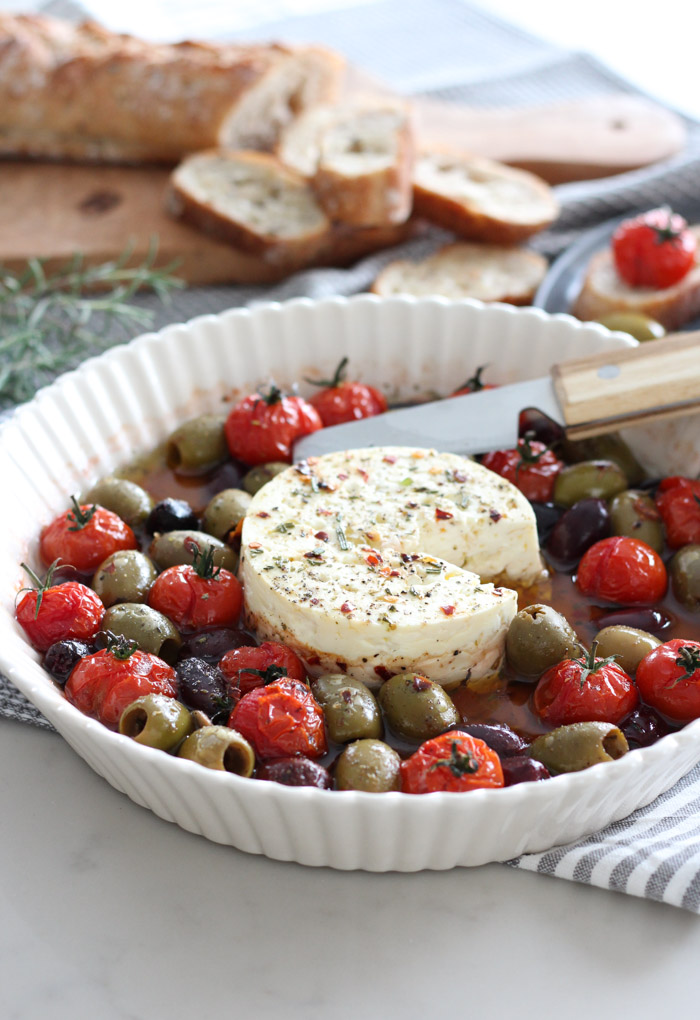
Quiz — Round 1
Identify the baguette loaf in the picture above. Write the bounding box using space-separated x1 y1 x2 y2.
371 242 547 303
412 152 558 243
0 13 343 163
572 225 700 330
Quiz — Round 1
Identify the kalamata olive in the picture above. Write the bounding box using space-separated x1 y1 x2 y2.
670 545 700 610
559 433 646 486
546 498 610 571
176 657 232 719
334 738 402 792
209 460 246 493
529 722 629 773
119 694 193 751
501 755 551 786
257 757 332 789
92 549 158 607
100 604 182 664
148 530 238 572
146 498 199 535
530 502 564 544
553 460 628 508
518 408 565 446
177 725 255 775
83 476 154 527
621 706 670 749
505 604 581 677
377 673 459 742
166 415 228 474
44 638 93 686
202 488 252 542
609 490 664 553
593 625 661 675
179 628 256 663
594 607 673 634
595 311 666 343
310 674 382 743
456 722 527 757
242 462 288 495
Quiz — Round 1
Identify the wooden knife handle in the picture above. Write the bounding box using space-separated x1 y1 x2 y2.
551 332 700 439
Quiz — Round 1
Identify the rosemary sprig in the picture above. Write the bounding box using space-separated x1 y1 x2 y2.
0 241 183 408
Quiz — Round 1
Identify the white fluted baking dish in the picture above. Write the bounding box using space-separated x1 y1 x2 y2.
2 294 699 871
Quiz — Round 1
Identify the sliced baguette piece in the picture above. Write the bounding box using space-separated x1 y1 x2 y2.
168 150 331 266
412 151 558 243
572 225 700 330
371 242 547 303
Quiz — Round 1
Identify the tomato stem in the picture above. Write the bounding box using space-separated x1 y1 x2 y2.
431 740 479 777
19 558 62 618
576 640 620 688
105 632 138 660
186 539 222 581
305 356 349 389
239 664 288 685
67 495 97 531
673 645 700 683
457 365 489 393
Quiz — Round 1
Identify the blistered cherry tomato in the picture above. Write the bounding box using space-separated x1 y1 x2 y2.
534 643 638 726
481 436 564 502
148 542 242 632
40 498 137 573
224 385 322 466
400 731 504 794
636 639 700 724
655 476 700 549
307 357 387 427
612 207 697 289
15 562 104 652
576 536 667 605
229 678 327 760
219 641 306 696
65 639 177 729
451 366 497 396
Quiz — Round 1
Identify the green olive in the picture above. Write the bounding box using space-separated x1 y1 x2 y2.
609 490 664 553
119 694 193 750
553 459 629 508
148 530 238 572
242 462 289 495
165 415 229 474
101 603 181 664
506 604 580 677
83 476 154 527
593 625 661 674
595 312 666 343
559 433 645 486
92 550 158 607
529 722 629 773
310 673 382 743
177 725 255 775
202 488 252 542
670 545 700 610
335 739 401 792
377 672 459 743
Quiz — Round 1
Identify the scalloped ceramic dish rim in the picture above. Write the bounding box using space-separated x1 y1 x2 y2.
2 293 699 846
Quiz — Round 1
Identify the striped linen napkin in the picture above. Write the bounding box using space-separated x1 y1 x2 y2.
4 0 700 911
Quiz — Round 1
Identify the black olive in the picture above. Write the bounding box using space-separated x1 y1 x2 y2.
44 639 93 686
146 498 199 535
176 657 232 721
179 628 257 664
257 757 332 789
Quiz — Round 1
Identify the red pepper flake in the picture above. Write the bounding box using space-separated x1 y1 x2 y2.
389 570 400 577
314 531 329 541
453 470 468 483
383 455 397 464
310 598 320 605
435 508 454 520
249 542 262 549
357 468 369 482
304 549 324 560
340 601 355 614
406 502 418 509
374 665 392 683
441 605 455 616
412 675 431 691
257 512 270 518
364 548 383 567
337 473 348 480
489 508 503 523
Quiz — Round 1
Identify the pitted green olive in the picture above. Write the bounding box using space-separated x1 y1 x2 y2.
377 673 459 742
92 550 158 607
177 725 255 775
529 722 629 773
609 490 664 553
242 462 288 495
593 625 661 675
202 488 252 542
310 674 382 743
595 312 666 343
119 694 193 750
101 604 181 664
559 433 645 486
335 739 401 792
148 530 238 572
670 545 700 610
506 604 580 677
553 460 628 508
166 415 228 473
83 476 154 527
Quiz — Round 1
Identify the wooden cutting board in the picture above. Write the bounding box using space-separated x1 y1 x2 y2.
0 94 686 286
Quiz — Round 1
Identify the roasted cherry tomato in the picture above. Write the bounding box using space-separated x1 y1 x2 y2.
451 366 497 397
219 641 306 697
15 561 104 652
612 207 697 289
229 677 327 760
307 357 388 427
534 642 638 726
636 639 700 724
65 636 177 729
481 435 564 502
40 497 137 573
148 540 242 632
400 731 504 794
224 385 322 466
655 476 700 549
576 536 667 605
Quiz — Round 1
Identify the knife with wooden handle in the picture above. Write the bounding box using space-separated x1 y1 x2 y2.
294 333 700 460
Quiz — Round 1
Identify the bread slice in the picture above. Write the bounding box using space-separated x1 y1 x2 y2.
572 225 700 330
168 150 331 266
371 242 547 303
412 152 558 244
